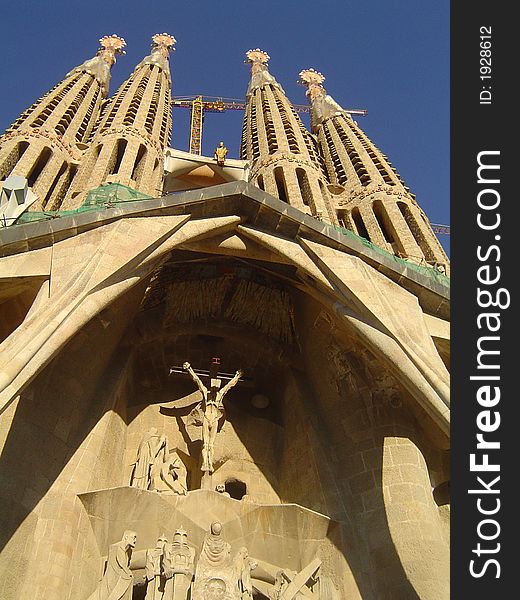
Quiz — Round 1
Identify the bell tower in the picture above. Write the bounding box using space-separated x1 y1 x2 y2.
0 35 125 211
241 50 336 223
299 68 449 271
63 33 176 209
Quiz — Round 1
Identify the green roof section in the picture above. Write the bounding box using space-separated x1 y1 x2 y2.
332 224 450 286
83 183 152 206
10 181 448 288
16 183 151 224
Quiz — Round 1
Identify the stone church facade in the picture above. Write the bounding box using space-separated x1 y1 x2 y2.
0 35 450 600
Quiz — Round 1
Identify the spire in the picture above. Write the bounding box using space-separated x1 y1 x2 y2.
67 35 126 94
136 33 176 83
298 68 346 131
245 49 284 96
299 67 449 272
62 34 176 208
0 35 126 212
241 50 336 223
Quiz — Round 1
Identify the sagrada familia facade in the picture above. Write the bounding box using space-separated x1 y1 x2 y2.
0 34 450 600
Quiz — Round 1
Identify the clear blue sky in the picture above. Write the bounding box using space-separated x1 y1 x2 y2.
0 0 450 254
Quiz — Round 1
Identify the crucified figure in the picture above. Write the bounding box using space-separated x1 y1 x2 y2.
183 360 243 474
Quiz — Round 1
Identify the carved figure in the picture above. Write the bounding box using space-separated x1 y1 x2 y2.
183 362 242 473
214 141 228 166
164 527 196 599
150 452 188 495
215 483 230 497
204 578 227 599
145 535 171 600
269 558 321 600
234 547 257 600
194 522 257 600
268 571 288 600
200 521 232 568
131 428 168 489
87 530 137 600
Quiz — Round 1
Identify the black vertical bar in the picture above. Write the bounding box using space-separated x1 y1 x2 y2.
452 1 513 597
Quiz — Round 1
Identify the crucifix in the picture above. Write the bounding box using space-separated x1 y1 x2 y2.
178 358 243 475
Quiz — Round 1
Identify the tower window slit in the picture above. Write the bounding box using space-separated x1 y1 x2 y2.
101 79 133 131
351 207 370 240
397 201 435 261
76 94 98 142
296 168 312 207
240 117 248 159
41 161 67 209
0 141 30 180
131 144 147 182
335 122 370 185
7 82 60 129
27 147 52 187
337 209 352 230
325 125 348 184
109 139 128 175
373 200 395 243
250 104 260 161
274 167 288 203
272 92 302 154
49 163 74 210
30 79 77 128
145 79 162 135
55 80 91 135
261 92 278 154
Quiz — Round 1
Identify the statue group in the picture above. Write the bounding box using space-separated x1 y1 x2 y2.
131 360 243 493
144 528 195 600
117 360 331 599
86 522 258 600
130 428 188 495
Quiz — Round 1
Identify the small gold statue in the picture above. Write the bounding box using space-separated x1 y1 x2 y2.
214 141 228 166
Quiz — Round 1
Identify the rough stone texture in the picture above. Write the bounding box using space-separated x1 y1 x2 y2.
0 36 125 211
241 52 337 225
0 42 449 600
63 36 174 209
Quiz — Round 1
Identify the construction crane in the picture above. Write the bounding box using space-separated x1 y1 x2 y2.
170 96 450 237
171 95 368 156
431 224 450 235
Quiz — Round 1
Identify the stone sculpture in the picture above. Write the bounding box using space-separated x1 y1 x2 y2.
144 528 195 600
192 521 236 599
87 530 137 600
166 527 196 599
200 521 232 568
145 535 172 600
215 483 230 497
203 578 227 599
131 428 168 489
234 547 257 600
268 572 288 600
183 361 242 473
268 558 321 599
150 452 188 495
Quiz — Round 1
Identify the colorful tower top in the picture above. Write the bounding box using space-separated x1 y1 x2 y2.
300 67 449 270
299 68 346 131
245 49 283 96
241 50 335 223
62 33 176 208
67 35 126 94
135 33 176 83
